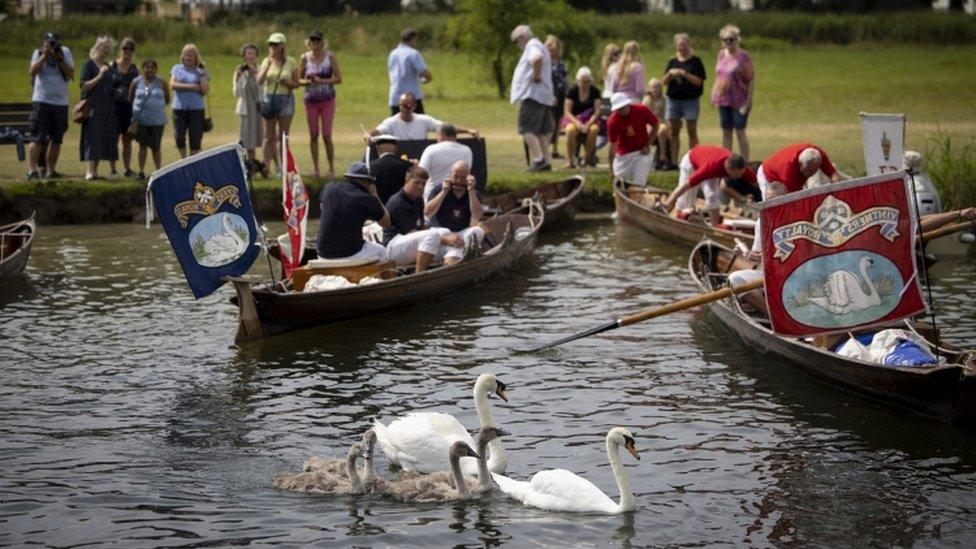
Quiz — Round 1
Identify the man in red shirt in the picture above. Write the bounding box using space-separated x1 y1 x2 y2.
607 92 658 187
662 144 754 226
758 142 845 197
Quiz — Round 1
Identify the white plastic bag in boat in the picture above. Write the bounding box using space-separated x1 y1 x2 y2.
303 274 355 292
835 329 935 366
515 227 532 241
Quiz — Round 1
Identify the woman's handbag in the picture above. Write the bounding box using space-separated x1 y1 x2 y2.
260 78 282 120
202 94 213 133
72 99 91 124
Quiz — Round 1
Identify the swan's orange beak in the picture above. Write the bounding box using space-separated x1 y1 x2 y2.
625 439 640 461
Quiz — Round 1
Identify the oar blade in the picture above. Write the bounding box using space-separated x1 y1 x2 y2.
516 319 620 353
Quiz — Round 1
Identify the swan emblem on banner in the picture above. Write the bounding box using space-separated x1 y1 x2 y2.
174 182 251 268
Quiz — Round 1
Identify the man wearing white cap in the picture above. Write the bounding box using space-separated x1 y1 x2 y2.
369 133 412 204
510 24 555 172
607 91 658 187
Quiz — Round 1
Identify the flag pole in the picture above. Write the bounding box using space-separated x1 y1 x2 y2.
907 168 940 360
241 140 277 288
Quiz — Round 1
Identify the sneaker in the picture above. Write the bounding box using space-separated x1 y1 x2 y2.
527 160 552 173
110 169 119 178
137 171 146 180
46 170 63 179
124 169 136 178
26 171 41 180
586 155 598 167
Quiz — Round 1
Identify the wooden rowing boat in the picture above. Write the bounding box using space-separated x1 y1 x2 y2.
689 239 976 424
229 201 545 342
613 180 755 249
0 212 36 283
483 174 584 229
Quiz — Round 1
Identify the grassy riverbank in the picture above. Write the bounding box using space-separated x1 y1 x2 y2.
1 14 975 222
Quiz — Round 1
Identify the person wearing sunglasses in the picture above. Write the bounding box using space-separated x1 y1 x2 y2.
711 25 754 162
299 30 341 179
257 32 298 176
111 37 139 178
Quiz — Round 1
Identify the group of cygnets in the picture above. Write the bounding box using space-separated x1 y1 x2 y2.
274 373 641 515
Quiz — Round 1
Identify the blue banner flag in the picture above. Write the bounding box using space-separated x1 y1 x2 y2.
147 144 261 298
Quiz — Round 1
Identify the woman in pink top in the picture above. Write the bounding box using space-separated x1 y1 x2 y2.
711 25 754 161
611 41 645 103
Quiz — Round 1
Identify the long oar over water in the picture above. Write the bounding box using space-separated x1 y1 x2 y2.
521 221 974 353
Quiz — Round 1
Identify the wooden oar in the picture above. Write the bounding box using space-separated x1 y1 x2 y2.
523 221 973 353
520 278 763 352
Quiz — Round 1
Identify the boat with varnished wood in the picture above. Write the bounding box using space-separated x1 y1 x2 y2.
230 201 545 342
689 239 976 424
614 180 755 249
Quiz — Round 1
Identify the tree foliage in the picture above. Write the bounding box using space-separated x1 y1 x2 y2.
447 0 594 99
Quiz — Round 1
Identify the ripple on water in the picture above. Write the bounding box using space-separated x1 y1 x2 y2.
1 221 975 546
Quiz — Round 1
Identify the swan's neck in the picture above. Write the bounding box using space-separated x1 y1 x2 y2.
476 436 494 490
450 452 471 498
346 448 363 493
860 263 879 299
607 438 635 512
474 386 506 470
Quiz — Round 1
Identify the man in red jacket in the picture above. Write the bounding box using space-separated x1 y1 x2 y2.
758 142 845 198
607 92 658 187
662 144 755 226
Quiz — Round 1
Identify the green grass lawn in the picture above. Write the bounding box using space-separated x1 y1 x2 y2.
1 43 975 193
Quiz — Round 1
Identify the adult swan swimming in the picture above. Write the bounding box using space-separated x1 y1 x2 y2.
492 427 640 514
373 373 509 476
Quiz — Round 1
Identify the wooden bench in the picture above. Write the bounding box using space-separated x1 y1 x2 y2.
0 103 36 163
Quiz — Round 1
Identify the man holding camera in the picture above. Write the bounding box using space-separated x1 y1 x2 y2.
28 32 74 180
423 159 485 262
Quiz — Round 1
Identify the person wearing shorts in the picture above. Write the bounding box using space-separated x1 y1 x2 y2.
510 25 555 172
299 30 340 178
257 32 298 175
129 58 169 179
662 33 705 170
711 25 754 161
27 32 74 179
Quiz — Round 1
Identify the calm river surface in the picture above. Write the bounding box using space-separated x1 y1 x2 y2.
2 219 975 547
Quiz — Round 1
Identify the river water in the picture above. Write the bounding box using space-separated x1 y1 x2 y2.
1 219 975 547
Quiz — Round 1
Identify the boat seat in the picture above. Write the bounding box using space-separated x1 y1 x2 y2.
307 257 378 269
725 218 757 230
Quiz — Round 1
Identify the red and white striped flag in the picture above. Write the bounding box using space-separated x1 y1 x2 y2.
281 134 308 278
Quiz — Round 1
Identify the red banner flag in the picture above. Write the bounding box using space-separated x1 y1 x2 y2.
758 172 926 337
280 136 308 279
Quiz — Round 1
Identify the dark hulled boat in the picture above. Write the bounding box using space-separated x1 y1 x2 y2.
0 213 36 283
230 202 545 342
689 239 976 424
483 174 584 229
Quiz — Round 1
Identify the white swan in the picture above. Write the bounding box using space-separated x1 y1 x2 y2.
807 257 882 314
373 373 508 476
491 427 640 515
202 214 248 265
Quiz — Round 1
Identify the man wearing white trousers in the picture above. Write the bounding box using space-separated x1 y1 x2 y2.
663 144 755 227
424 160 485 259
384 165 467 271
607 92 658 187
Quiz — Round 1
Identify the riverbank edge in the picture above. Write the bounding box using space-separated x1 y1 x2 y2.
0 172 679 225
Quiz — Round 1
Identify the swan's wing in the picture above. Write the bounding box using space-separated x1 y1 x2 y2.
377 413 469 473
826 272 853 307
491 472 534 501
522 469 618 514
373 420 419 468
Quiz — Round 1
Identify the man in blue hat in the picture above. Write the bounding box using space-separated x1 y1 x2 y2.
315 161 390 261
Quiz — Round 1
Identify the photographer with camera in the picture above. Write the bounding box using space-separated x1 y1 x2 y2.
27 31 75 180
232 43 263 175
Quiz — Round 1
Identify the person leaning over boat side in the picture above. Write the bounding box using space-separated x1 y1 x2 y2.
423 160 485 256
418 124 473 199
384 166 468 272
315 161 390 262
370 134 412 205
757 142 845 199
511 24 556 173
607 92 657 188
728 181 787 315
662 144 755 227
